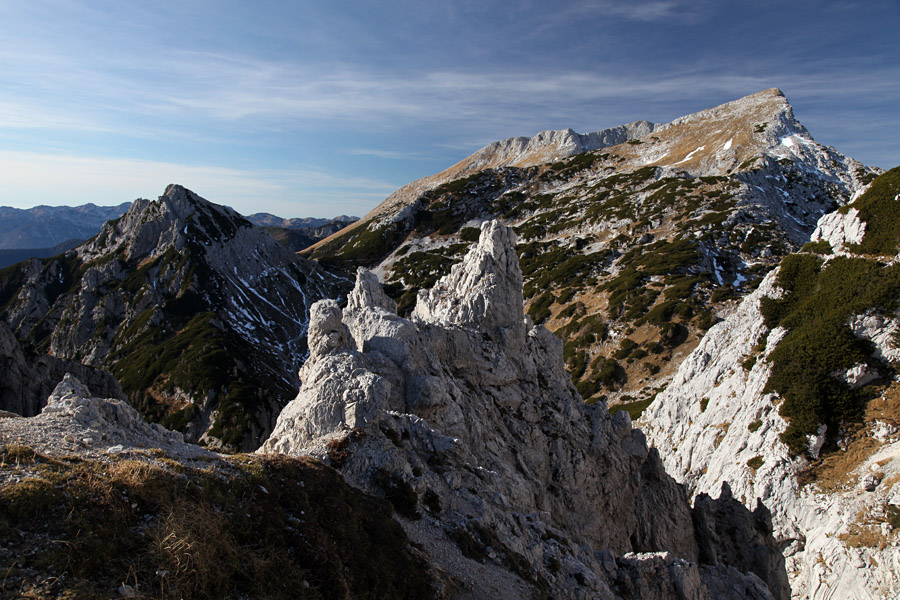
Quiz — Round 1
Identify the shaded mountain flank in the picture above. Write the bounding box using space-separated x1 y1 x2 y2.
0 184 349 450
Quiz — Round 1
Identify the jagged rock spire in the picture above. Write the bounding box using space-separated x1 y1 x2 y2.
263 217 788 599
412 220 525 339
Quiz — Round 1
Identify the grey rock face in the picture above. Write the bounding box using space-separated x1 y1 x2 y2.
0 373 217 463
262 220 787 599
412 220 525 339
0 321 124 417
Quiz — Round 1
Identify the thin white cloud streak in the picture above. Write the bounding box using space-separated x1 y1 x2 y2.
561 0 702 22
0 101 113 132
3 39 899 142
0 151 397 217
346 148 433 160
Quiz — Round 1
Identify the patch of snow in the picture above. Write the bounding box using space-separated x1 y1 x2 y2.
711 257 724 285
676 145 705 165
723 138 733 151
785 211 806 227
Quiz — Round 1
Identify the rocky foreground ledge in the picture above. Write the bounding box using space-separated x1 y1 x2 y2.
261 220 790 599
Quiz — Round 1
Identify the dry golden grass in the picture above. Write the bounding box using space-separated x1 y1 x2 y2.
803 381 900 492
0 448 435 600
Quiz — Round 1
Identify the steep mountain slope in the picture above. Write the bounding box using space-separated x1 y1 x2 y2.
1 321 124 417
262 221 789 599
0 184 347 450
0 202 130 249
641 168 900 598
308 89 877 409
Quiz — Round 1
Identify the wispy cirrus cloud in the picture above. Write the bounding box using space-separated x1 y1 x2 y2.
3 36 898 143
346 148 434 160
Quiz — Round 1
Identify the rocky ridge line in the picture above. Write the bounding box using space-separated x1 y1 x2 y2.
0 184 347 450
306 89 877 411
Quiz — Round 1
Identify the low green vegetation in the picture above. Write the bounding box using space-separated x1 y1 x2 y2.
800 239 833 254
315 221 407 266
519 241 605 299
541 151 609 181
0 445 434 600
842 167 900 256
612 397 654 421
760 253 900 455
603 238 703 321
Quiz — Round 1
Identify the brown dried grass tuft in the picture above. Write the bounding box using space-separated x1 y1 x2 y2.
804 381 900 492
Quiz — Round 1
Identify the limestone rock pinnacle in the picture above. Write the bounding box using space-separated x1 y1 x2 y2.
412 220 525 341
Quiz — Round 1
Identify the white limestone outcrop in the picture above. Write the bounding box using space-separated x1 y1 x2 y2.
809 207 866 252
263 220 788 599
0 374 216 463
641 260 900 598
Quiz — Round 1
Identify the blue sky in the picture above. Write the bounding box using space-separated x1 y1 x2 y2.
0 0 897 218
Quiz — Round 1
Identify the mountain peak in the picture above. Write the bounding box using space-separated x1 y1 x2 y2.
263 219 789 598
79 185 251 262
313 89 830 246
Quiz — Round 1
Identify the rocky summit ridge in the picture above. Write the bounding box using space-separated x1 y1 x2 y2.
262 220 789 599
0 184 347 450
308 89 877 411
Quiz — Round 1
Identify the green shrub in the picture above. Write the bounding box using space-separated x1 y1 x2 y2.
613 338 638 360
760 253 900 455
528 291 555 324
614 398 653 420
843 167 900 255
801 239 833 254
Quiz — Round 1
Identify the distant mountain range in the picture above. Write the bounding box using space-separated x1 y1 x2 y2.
0 203 357 267
0 202 131 250
246 213 357 229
